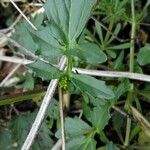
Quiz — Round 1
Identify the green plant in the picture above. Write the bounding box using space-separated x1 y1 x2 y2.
1 0 150 149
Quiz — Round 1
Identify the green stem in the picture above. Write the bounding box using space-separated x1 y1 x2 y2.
124 117 131 147
129 0 136 73
62 56 72 111
124 0 136 147
0 90 46 106
67 56 73 74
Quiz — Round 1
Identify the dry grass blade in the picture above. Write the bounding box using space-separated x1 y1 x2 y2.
0 64 21 87
21 56 66 150
73 68 150 82
9 0 37 30
130 106 150 138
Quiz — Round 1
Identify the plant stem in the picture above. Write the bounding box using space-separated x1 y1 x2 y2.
129 0 136 73
124 0 136 147
58 87 66 150
124 117 131 147
67 56 73 74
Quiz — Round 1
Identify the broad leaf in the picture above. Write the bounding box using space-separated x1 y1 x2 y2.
44 0 97 42
90 105 111 133
68 43 107 64
137 44 150 65
9 112 53 149
55 117 92 139
27 60 62 80
29 24 64 63
65 117 92 138
13 21 37 54
70 74 115 99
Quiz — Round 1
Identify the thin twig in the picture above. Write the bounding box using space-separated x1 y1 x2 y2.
21 56 66 150
58 88 66 150
9 0 37 30
0 63 21 87
9 7 27 30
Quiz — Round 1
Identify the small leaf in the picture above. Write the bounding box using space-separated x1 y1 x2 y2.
70 74 115 99
21 73 34 91
108 43 131 50
112 51 124 70
108 23 121 44
95 20 104 43
90 104 111 133
137 44 150 65
107 50 116 59
27 60 62 80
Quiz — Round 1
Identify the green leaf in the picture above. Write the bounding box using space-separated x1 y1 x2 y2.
108 23 121 44
27 60 62 80
106 50 116 59
106 142 120 150
29 22 65 49
70 74 115 99
76 43 107 64
67 43 107 64
21 73 34 91
112 51 124 70
13 21 37 54
0 128 12 150
112 112 125 143
44 0 97 42
114 79 130 101
9 112 53 149
90 104 111 133
95 20 104 43
55 117 91 139
67 136 96 150
65 117 92 138
108 43 131 50
47 98 59 119
29 24 63 63
137 44 150 65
